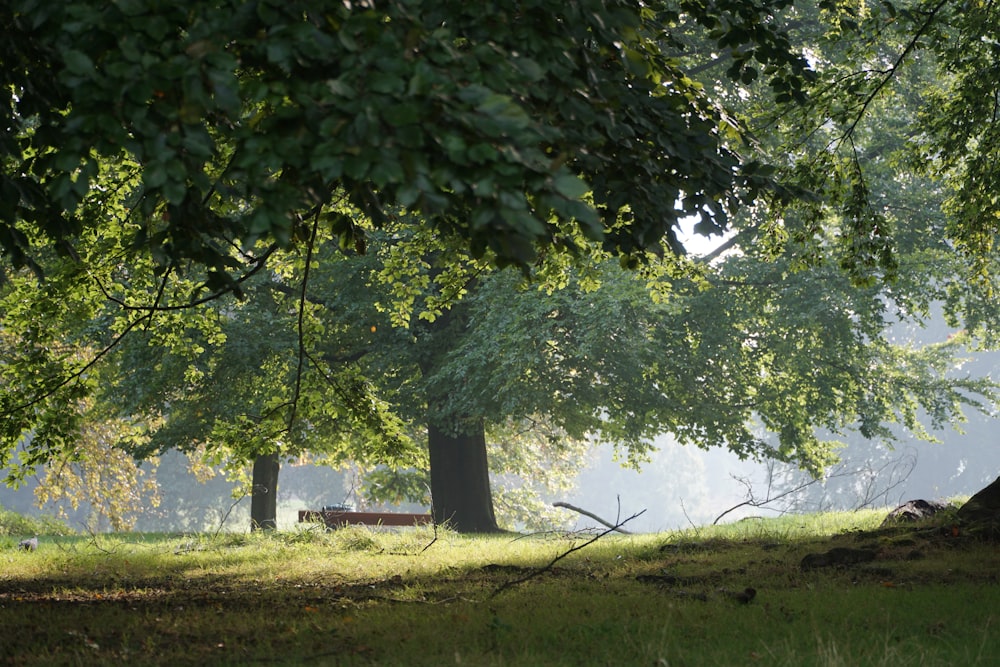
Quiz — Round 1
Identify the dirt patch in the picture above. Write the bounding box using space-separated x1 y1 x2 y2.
800 546 878 569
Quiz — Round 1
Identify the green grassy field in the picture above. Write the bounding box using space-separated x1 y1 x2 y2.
1 510 997 665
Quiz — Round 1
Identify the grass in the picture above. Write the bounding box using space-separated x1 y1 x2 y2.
1 509 998 665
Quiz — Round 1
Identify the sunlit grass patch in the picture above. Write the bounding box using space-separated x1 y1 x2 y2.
1 509 998 665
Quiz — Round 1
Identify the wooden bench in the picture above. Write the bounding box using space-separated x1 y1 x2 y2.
298 509 433 529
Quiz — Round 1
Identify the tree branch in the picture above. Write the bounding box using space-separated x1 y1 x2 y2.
695 224 760 265
712 452 919 524
490 507 645 598
0 313 151 418
92 243 278 312
837 0 950 146
287 211 321 436
552 501 633 534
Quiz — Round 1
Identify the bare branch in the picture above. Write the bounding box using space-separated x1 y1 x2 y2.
713 459 822 524
712 452 919 525
552 501 633 534
490 508 645 598
214 487 250 539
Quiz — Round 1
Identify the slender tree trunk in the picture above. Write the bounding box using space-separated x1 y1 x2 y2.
250 453 280 531
428 419 500 533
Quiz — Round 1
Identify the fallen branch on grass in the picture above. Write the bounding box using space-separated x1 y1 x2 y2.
490 508 645 598
553 501 633 534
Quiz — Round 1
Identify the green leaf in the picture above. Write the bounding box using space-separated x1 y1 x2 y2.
62 49 94 76
382 103 420 127
144 161 168 189
162 179 186 205
369 72 403 94
326 78 356 98
266 40 293 67
369 160 404 187
553 173 590 199
311 153 344 180
338 30 358 52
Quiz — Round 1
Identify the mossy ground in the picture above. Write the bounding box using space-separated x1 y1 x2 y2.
1 511 997 665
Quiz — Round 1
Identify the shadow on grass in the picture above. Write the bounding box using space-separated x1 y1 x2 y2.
1 515 998 666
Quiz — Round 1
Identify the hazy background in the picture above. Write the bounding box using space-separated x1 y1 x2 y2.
2 320 996 534
561 321 1000 533
563 419 999 534
2 390 995 535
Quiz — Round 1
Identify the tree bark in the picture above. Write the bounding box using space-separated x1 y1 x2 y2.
250 453 280 531
413 291 500 533
428 420 500 533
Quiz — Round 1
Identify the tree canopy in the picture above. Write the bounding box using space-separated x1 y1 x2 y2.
74 221 994 530
0 0 811 283
3 0 1000 531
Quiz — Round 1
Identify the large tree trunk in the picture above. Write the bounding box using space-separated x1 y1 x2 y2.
250 453 280 531
428 420 500 533
414 292 500 533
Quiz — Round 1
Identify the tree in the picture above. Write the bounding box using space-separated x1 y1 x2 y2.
835 0 1000 272
4 0 1000 536
314 226 993 530
776 0 1000 504
684 0 1000 528
0 0 819 528
2 173 994 535
0 0 810 279
100 247 418 531
376 0 1000 527
78 231 577 531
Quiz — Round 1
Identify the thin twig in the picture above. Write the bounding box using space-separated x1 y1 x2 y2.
712 452 919 524
0 313 151 418
214 488 249 538
3 242 278 423
141 263 173 331
713 471 818 525
679 498 701 532
92 243 278 311
552 501 633 534
83 523 116 556
419 514 439 553
508 528 604 543
490 508 645 598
